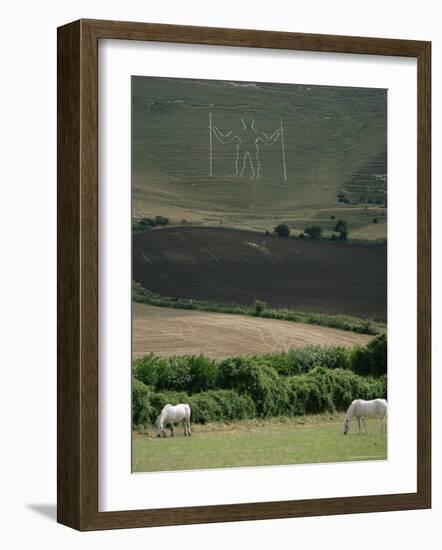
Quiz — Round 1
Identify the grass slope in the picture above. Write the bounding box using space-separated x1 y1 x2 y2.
132 416 387 472
132 76 387 240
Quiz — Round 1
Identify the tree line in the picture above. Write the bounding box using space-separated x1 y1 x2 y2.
133 335 387 428
274 219 348 240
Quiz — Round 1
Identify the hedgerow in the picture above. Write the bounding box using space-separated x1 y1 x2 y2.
132 366 387 427
132 378 155 427
133 354 218 393
349 333 387 376
189 390 256 423
132 353 165 387
133 335 386 396
132 336 387 427
131 382 255 427
216 356 291 416
287 367 387 416
132 281 385 336
258 345 350 376
132 215 169 234
137 388 190 427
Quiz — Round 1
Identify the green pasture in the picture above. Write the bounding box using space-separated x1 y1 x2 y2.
132 415 387 472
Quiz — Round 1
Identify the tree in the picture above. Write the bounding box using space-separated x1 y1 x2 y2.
274 223 290 237
337 191 351 204
154 215 169 226
304 225 323 239
132 217 155 234
334 220 348 240
254 300 266 316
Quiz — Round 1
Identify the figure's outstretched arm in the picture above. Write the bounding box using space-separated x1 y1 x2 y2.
259 129 280 144
212 126 239 144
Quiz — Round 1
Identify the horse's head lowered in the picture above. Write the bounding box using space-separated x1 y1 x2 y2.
155 415 163 437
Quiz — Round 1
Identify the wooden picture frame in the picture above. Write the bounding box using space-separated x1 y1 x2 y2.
57 19 431 531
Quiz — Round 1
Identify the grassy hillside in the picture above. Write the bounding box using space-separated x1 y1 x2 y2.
340 151 387 205
132 76 387 239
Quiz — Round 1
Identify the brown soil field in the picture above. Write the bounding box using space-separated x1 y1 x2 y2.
133 226 387 321
132 303 373 359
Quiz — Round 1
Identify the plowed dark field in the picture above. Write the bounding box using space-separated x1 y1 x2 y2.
133 227 387 321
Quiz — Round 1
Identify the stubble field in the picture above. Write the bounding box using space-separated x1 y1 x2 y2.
132 303 373 359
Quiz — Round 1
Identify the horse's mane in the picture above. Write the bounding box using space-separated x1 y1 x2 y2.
345 400 358 421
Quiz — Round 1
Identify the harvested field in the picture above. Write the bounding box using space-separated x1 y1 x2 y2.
133 226 387 321
132 303 373 359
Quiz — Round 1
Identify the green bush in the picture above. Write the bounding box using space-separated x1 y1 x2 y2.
132 215 169 234
288 367 334 414
274 223 290 237
154 215 169 226
334 220 348 240
187 355 218 393
132 367 387 426
132 217 156 234
133 354 217 393
350 333 387 376
155 356 193 392
254 300 266 316
304 225 323 239
132 384 255 426
132 336 386 396
287 367 387 416
131 337 388 425
132 353 165 388
259 345 350 376
132 378 155 427
217 356 291 416
189 390 256 423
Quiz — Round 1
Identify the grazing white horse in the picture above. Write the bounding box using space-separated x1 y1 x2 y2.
156 403 192 437
343 398 388 435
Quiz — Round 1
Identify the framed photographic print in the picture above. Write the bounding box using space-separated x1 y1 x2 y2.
57 19 431 530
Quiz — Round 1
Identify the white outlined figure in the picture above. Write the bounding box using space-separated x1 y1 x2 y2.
209 114 287 181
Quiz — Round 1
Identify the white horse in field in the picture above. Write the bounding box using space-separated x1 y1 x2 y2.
156 403 192 437
343 398 388 435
